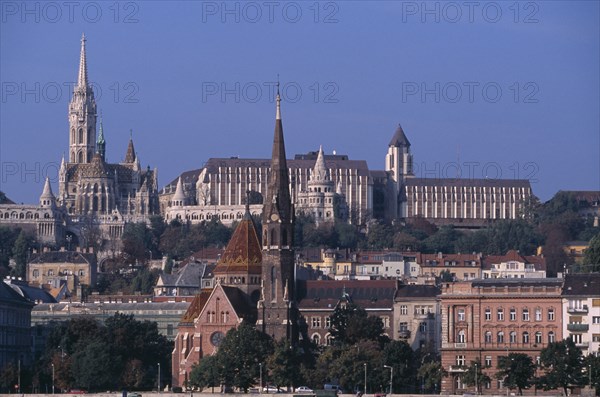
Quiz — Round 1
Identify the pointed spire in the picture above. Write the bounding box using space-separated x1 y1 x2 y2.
312 145 330 182
172 176 185 206
77 33 89 89
40 177 55 199
124 131 136 163
263 81 292 223
389 123 411 147
275 80 281 121
97 113 106 160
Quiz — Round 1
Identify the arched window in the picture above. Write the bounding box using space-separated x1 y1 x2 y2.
78 128 83 143
484 331 492 343
535 331 542 344
457 330 466 343
497 331 504 343
71 128 75 143
270 228 277 246
77 151 83 163
510 331 517 343
282 229 288 246
311 333 321 345
548 331 555 343
522 331 529 344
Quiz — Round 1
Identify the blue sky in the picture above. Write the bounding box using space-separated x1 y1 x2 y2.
1 1 598 203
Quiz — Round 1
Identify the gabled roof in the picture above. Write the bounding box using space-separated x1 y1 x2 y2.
482 250 546 270
222 285 257 322
297 279 397 310
214 214 262 274
29 251 95 264
389 124 411 147
180 288 212 323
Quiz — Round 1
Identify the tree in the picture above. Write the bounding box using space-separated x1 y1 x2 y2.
366 222 394 249
266 340 305 390
583 233 600 272
417 361 446 394
189 355 221 391
329 301 387 346
382 340 417 393
537 338 586 396
11 229 33 278
216 323 274 392
71 339 115 391
583 354 600 394
462 358 490 393
495 353 536 395
423 226 461 253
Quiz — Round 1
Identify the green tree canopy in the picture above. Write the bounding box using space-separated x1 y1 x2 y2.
495 353 536 395
537 338 586 395
461 358 491 394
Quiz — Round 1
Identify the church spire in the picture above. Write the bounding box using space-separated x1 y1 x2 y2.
97 113 106 161
124 130 136 163
77 33 89 89
263 82 292 224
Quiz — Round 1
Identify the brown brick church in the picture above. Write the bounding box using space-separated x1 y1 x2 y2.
171 89 298 387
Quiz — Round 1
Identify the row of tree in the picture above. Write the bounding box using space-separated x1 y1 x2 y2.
463 339 600 396
0 314 173 393
187 302 600 396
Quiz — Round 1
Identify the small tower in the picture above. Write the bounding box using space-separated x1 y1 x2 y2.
171 177 186 207
385 123 413 219
39 177 56 208
97 115 106 161
68 33 97 164
306 146 335 225
258 85 297 343
124 130 136 164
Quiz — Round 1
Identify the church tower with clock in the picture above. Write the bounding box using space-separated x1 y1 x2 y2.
257 87 298 343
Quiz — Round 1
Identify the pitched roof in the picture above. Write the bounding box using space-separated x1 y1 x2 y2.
297 279 397 310
180 288 212 323
389 124 411 147
562 273 600 296
0 281 35 307
124 138 136 163
214 214 262 274
482 250 546 270
394 284 440 299
29 251 95 264
222 285 257 322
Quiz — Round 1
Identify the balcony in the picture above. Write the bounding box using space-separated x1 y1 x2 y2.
567 305 588 314
398 330 411 339
575 342 589 349
454 342 467 348
448 365 466 373
567 323 589 332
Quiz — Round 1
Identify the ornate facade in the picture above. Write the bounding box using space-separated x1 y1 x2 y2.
0 35 159 248
162 123 532 228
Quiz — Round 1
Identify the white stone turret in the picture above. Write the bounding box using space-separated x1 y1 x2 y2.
171 177 186 207
40 177 56 208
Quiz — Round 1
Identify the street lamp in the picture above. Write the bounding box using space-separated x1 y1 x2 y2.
259 363 263 394
364 363 367 395
52 363 55 395
157 363 161 393
383 365 393 395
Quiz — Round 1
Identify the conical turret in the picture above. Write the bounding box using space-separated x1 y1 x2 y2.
40 177 56 207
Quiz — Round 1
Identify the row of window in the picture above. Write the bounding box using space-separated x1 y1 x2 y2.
310 315 391 329
206 311 230 323
482 330 555 344
32 269 85 277
456 354 541 368
400 305 434 315
481 307 555 322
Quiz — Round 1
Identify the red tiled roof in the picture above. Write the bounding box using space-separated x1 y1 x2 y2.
214 216 262 274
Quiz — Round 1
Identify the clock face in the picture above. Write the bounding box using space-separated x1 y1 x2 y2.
270 213 279 221
210 331 224 347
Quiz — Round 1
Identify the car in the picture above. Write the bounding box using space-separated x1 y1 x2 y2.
295 386 314 393
127 393 142 397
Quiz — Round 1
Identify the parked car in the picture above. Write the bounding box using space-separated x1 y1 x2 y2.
324 384 343 394
263 385 281 393
295 386 314 393
127 393 142 397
